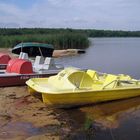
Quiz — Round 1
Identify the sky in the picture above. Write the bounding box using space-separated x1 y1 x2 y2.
0 0 140 30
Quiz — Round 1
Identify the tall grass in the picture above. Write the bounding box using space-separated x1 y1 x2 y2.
0 33 89 49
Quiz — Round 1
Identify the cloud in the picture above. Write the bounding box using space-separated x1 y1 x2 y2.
0 0 140 30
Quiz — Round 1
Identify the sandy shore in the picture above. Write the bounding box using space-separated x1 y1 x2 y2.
53 49 78 57
0 86 72 140
0 49 77 140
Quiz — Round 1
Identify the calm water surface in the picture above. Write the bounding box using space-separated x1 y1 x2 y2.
57 37 140 78
57 38 140 140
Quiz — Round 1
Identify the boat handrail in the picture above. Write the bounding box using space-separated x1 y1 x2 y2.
102 79 118 89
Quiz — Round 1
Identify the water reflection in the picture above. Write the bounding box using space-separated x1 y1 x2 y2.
66 97 140 129
64 97 140 139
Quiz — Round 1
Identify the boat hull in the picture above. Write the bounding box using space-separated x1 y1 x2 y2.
28 86 140 108
0 64 7 70
0 72 59 87
26 68 140 108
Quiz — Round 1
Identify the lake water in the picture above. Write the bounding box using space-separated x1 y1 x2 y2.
57 38 140 140
58 37 140 78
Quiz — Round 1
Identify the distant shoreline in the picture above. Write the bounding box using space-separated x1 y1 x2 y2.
0 28 140 37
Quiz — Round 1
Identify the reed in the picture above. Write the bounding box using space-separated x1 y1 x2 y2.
0 33 89 49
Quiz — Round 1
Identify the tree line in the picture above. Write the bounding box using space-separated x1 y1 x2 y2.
0 28 140 48
0 28 140 37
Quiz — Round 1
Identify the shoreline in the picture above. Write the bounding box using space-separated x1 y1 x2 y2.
0 48 73 140
0 86 73 139
0 48 84 58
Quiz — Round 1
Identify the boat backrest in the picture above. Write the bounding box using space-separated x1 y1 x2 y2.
86 69 98 80
102 74 119 89
118 74 131 80
44 57 57 70
34 56 45 66
19 52 29 60
19 52 23 58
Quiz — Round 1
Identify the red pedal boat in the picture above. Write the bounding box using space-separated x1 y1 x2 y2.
0 54 63 87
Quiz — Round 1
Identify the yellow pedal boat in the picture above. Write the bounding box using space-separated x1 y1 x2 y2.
26 67 140 108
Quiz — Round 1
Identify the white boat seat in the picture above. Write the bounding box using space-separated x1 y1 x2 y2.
33 56 45 71
19 52 29 60
34 56 45 66
43 57 57 70
33 57 64 72
43 57 63 70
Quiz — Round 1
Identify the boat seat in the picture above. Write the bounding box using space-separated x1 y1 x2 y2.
87 69 106 84
102 74 119 89
33 56 45 71
118 74 131 80
34 56 45 65
33 57 64 72
43 57 63 70
19 52 29 60
87 69 98 80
